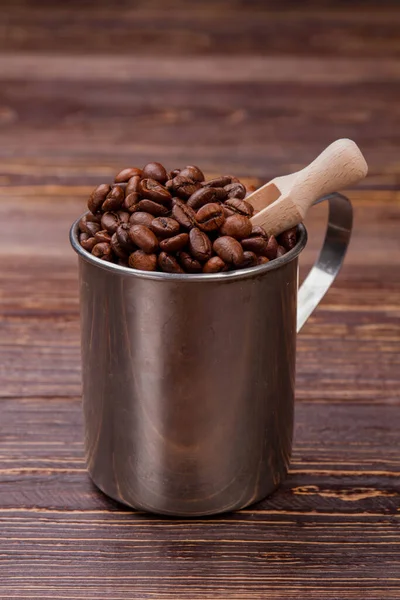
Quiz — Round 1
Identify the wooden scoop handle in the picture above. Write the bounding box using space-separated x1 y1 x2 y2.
251 139 368 236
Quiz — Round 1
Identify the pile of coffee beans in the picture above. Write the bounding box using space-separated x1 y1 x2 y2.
78 162 297 273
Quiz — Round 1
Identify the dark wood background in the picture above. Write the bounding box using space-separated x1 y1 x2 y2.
1 1 399 598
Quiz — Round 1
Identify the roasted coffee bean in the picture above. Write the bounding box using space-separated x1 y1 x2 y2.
80 233 97 252
265 235 279 260
168 168 181 179
100 212 120 234
213 187 228 200
224 182 246 199
140 179 172 205
224 198 254 217
213 236 244 265
129 224 159 254
129 211 154 228
117 210 129 223
250 225 268 239
86 212 102 224
158 252 184 274
150 217 180 239
220 214 252 239
125 175 141 196
278 227 297 251
239 251 258 269
111 233 128 258
276 245 287 258
258 256 270 265
203 175 233 188
179 165 205 182
79 215 101 235
203 256 227 273
135 199 169 216
159 233 189 253
196 203 225 232
179 251 202 273
223 206 235 218
189 228 213 262
102 185 124 211
92 242 113 261
94 230 111 244
115 167 142 183
123 192 140 212
187 187 217 210
167 175 201 199
88 184 111 213
142 162 168 183
172 198 196 228
129 250 158 271
241 236 269 255
116 223 133 251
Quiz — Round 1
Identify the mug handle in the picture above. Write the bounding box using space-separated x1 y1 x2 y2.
297 192 353 332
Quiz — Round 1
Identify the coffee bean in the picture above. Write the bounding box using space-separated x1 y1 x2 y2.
224 182 246 199
158 252 185 273
140 178 172 205
278 227 297 251
203 256 227 273
129 224 159 254
85 220 101 237
125 175 141 196
179 251 202 273
150 217 180 239
276 245 287 258
92 242 113 261
111 233 128 258
258 256 270 265
135 199 169 216
86 212 103 224
189 228 213 262
129 250 158 271
101 212 125 234
172 199 196 229
167 175 201 199
167 168 181 179
117 210 130 223
123 192 140 212
196 203 225 232
94 230 111 244
80 234 97 252
187 187 217 210
224 198 254 217
223 206 235 218
265 235 278 260
179 165 205 182
250 225 268 239
129 211 154 228
203 175 233 188
102 185 124 211
116 223 133 251
159 233 189 253
88 184 111 213
239 251 258 269
142 162 168 183
115 167 142 183
241 236 269 255
220 214 252 239
213 236 244 265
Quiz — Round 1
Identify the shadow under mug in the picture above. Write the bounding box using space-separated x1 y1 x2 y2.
70 192 352 516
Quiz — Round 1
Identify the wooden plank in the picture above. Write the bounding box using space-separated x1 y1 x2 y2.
1 3 400 58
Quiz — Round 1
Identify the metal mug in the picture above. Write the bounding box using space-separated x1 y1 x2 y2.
70 192 352 516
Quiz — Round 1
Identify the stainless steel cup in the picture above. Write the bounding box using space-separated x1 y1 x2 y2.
70 193 352 516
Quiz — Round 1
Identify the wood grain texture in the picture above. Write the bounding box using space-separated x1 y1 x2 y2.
0 1 399 598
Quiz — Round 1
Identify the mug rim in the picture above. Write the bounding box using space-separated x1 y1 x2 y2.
70 214 307 282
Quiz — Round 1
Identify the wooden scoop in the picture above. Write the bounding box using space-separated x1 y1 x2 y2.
248 139 368 236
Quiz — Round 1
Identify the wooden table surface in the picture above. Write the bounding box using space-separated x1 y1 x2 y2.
1 1 399 598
